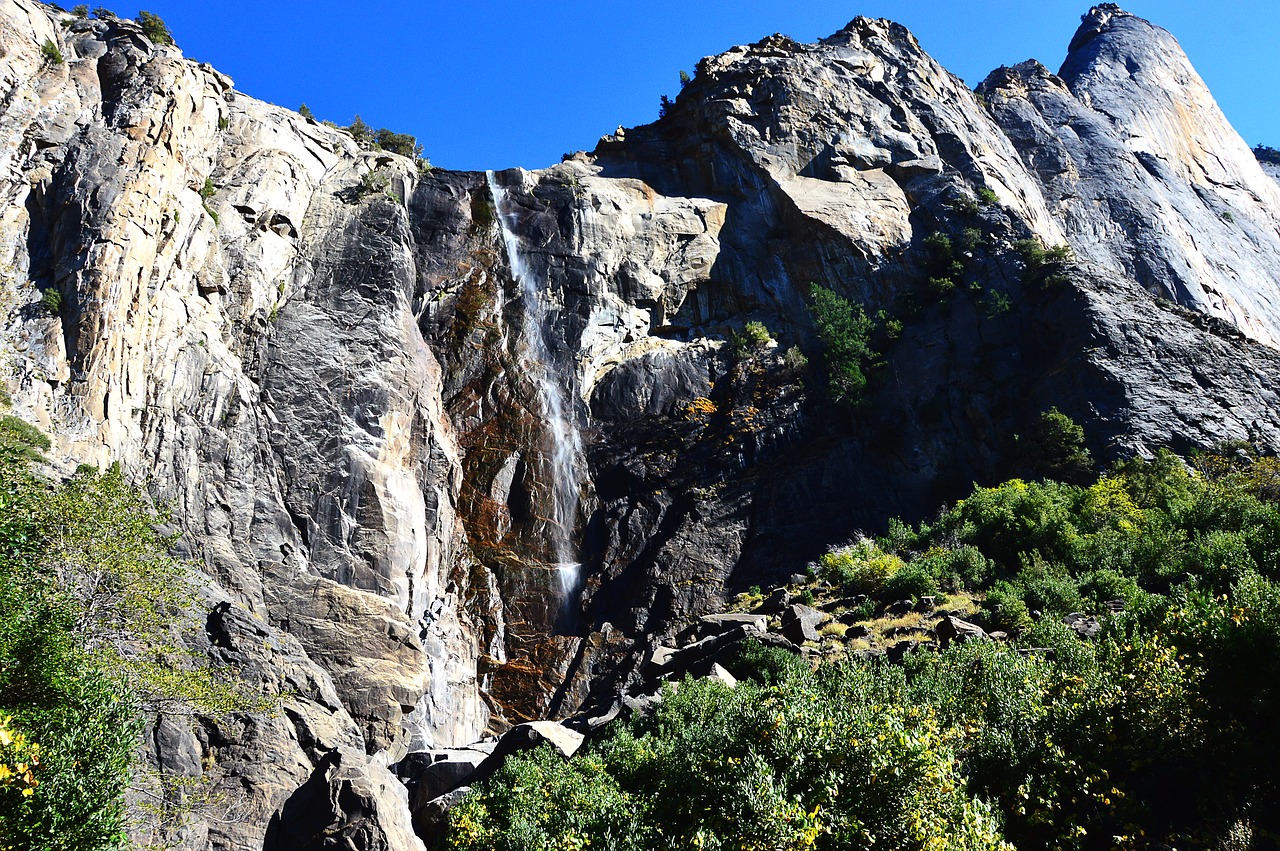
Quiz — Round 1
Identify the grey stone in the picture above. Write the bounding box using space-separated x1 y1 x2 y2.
781 604 824 644
698 612 768 637
1064 612 1103 639
935 616 990 647
4 4 1280 847
759 587 791 614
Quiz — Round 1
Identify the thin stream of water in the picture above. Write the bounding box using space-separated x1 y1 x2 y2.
486 170 583 598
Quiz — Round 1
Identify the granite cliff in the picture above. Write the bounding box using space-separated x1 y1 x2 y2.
1 1 1279 847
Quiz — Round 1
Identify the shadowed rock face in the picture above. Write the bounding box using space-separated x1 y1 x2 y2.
2 2 1280 848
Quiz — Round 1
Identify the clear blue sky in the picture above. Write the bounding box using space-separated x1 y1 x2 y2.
135 1 1280 172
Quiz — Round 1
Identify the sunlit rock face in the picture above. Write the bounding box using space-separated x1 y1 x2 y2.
4 2 1280 848
981 4 1280 348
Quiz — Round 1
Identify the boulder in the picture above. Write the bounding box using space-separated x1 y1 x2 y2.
399 745 494 811
706 663 739 688
1064 612 1102 639
887 599 914 617
781 604 824 644
264 748 424 851
697 612 768 637
935 615 990 647
759 587 791 614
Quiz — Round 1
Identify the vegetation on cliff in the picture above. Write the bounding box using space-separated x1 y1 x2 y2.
0 399 259 849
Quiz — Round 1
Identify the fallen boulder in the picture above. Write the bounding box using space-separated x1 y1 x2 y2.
781 604 824 644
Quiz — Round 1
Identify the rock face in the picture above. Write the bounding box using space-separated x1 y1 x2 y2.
3 3 1280 849
980 5 1280 348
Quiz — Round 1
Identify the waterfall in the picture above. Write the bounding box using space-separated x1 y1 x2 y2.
486 170 584 599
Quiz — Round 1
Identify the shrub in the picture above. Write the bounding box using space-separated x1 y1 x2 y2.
373 128 422 159
136 11 171 45
807 284 877 407
0 415 50 466
1013 237 1072 288
908 545 991 592
1020 406 1094 483
450 674 1010 851
0 415 269 847
297 103 314 120
782 345 808 370
92 6 114 18
1253 144 1280 166
1016 560 1083 616
884 559 939 600
729 320 772 357
977 187 999 206
358 169 390 198
40 288 61 316
982 581 1033 632
40 38 63 65
818 538 905 594
72 4 89 17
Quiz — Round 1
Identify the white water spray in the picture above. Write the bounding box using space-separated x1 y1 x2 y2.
486 170 584 598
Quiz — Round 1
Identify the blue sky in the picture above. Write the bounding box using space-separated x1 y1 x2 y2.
136 1 1280 171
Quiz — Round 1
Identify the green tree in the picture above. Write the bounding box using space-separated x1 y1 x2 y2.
807 284 876 407
0 401 263 847
136 10 171 44
1021 406 1094 483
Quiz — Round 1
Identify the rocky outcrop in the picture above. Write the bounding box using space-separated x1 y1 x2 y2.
3 3 1280 849
980 5 1280 348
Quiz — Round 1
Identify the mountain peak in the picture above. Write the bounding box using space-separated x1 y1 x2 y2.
1067 4 1135 53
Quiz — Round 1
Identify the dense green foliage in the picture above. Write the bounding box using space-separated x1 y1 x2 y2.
1017 407 1094 484
729 320 774 359
448 671 1008 851
1253 144 1280 166
807 284 877 408
1012 238 1071 289
0 404 254 848
446 449 1280 850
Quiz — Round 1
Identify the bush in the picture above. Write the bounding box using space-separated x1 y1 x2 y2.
782 345 808 370
0 408 267 846
818 539 904 594
0 416 50 466
807 284 877 407
136 10 171 45
1012 237 1072 288
40 38 63 65
884 559 939 600
358 169 390 198
1253 144 1280 166
450 674 1010 851
729 320 772 358
40 288 61 316
1020 406 1094 483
